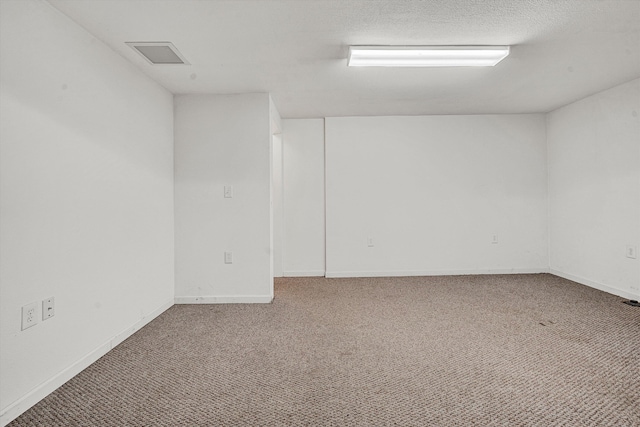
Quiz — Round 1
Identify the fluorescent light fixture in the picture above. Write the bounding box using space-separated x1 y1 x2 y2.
125 42 190 65
348 46 510 67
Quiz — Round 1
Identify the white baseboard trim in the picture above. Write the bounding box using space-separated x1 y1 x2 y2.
0 299 174 427
283 270 325 277
174 295 273 304
325 268 549 278
549 269 639 300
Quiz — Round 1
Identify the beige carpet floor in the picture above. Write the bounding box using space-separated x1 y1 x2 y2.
10 274 640 426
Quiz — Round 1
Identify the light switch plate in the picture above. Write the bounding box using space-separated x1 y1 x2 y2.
42 297 55 320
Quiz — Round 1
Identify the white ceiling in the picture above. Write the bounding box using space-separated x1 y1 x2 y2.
49 0 640 118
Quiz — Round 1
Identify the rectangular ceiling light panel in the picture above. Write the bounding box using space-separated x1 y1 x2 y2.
125 42 189 65
348 46 510 67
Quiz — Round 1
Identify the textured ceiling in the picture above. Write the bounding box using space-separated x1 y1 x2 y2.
48 0 640 118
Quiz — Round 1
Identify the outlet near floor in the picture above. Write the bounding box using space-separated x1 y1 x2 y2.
21 302 38 330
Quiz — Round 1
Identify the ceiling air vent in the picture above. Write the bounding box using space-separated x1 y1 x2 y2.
125 42 189 65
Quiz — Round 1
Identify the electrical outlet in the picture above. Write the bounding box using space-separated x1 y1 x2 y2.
21 302 38 330
626 245 637 259
224 251 233 264
224 185 233 198
492 234 499 244
42 297 55 320
367 237 374 247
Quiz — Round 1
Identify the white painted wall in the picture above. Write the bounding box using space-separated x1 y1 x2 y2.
325 115 548 277
174 94 273 303
272 134 284 277
547 78 640 299
282 119 326 276
270 97 282 278
0 0 175 423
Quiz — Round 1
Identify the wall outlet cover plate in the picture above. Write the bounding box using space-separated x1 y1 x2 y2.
22 302 38 330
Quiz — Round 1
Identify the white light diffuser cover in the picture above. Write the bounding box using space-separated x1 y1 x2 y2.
348 46 510 67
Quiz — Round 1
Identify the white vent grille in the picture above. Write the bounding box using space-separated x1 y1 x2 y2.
125 42 189 65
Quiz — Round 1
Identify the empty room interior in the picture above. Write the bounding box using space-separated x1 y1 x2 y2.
1 0 639 425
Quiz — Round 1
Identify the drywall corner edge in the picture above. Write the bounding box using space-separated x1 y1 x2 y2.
0 299 174 427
